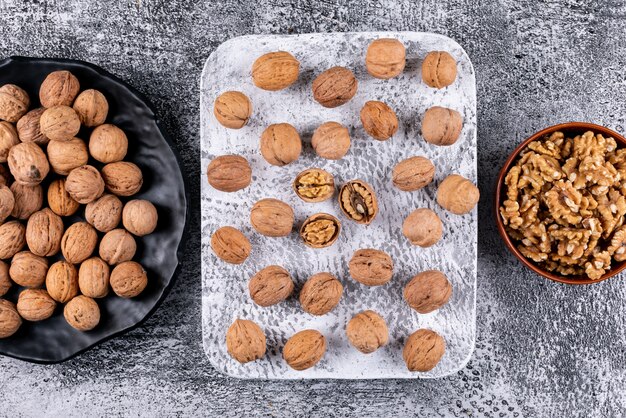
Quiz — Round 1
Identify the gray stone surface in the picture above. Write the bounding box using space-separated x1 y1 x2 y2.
0 0 625 416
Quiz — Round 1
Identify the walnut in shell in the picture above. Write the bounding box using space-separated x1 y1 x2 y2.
99 228 137 265
213 91 252 129
360 101 398 141
283 329 326 371
300 213 341 248
392 156 435 192
260 123 302 166
365 38 406 79
0 165 8 186
85 194 123 232
10 183 43 219
206 155 252 193
225 319 267 364
0 121 19 162
421 106 463 146
61 222 98 264
47 178 80 217
402 208 443 247
39 105 81 142
437 174 480 215
248 265 294 307
73 89 108 127
250 198 294 237
349 248 393 286
339 179 378 225
299 272 343 316
0 84 30 123
421 51 457 89
312 66 357 108
46 260 78 303
64 295 100 331
0 299 21 338
0 184 14 224
311 121 351 160
404 270 452 314
9 251 48 288
0 220 26 260
346 310 389 354
65 165 105 204
403 329 446 372
16 289 56 322
251 51 300 91
25 208 64 257
101 161 143 197
89 124 128 163
16 108 48 145
47 137 89 175
293 168 334 203
7 142 49 186
211 226 251 264
78 257 110 299
121 199 158 236
0 261 10 297
39 70 80 108
110 261 147 298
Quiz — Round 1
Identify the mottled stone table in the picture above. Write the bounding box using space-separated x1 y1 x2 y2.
1 1 624 416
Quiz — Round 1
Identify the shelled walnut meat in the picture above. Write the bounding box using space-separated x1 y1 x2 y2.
404 270 452 314
250 198 294 237
213 91 252 129
207 155 252 193
293 168 334 203
299 272 343 316
283 329 326 371
360 101 398 141
365 38 406 79
249 265 294 307
211 226 251 264
402 208 443 247
300 213 341 248
226 318 267 364
421 51 457 89
312 66 358 108
393 156 435 191
349 249 393 286
346 310 389 354
252 51 300 91
311 121 351 160
260 123 302 166
403 329 446 372
339 180 378 225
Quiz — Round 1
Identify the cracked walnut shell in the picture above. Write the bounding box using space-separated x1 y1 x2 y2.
214 91 252 129
61 222 98 264
349 248 393 286
403 329 446 372
99 229 137 265
46 261 79 303
300 213 341 248
65 165 105 204
7 142 49 186
89 124 128 163
0 84 30 123
122 199 158 236
79 257 110 299
101 161 143 197
11 183 43 219
402 208 443 247
226 318 266 364
422 106 463 146
0 299 21 338
39 70 80 108
252 51 299 91
365 38 406 79
85 194 122 232
293 168 334 203
339 179 378 225
48 179 80 217
421 51 457 89
249 265 294 307
39 105 81 142
17 289 56 322
283 329 326 371
312 66 358 108
260 123 302 166
47 137 89 175
207 155 252 193
360 101 398 141
64 295 100 331
404 270 452 314
250 198 294 237
311 121 351 160
437 174 480 215
393 156 435 191
0 121 19 162
110 261 147 298
9 251 48 288
16 108 48 145
346 310 389 354
211 226 251 264
299 272 343 316
0 220 26 259
73 89 108 127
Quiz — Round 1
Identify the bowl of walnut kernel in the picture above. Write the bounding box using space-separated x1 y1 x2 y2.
497 122 626 284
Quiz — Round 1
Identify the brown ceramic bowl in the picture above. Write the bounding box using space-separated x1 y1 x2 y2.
495 122 626 285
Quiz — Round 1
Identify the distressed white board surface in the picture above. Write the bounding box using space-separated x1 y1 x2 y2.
200 32 476 379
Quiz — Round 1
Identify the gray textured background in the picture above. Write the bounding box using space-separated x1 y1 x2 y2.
1 1 625 417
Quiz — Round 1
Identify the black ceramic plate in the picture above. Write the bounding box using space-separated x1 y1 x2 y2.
0 57 188 363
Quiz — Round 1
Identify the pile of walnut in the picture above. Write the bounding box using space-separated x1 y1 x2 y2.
208 39 480 373
500 130 626 280
0 70 157 337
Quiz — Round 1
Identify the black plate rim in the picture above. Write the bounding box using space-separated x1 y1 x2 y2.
0 55 191 365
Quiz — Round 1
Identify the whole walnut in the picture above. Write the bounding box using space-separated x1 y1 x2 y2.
46 260 79 303
260 123 302 166
78 257 110 298
64 295 100 331
392 156 435 191
122 199 158 236
0 299 21 338
73 89 108 127
26 208 64 257
65 165 105 204
404 270 452 314
85 194 123 232
403 329 446 372
422 51 457 89
9 251 48 288
0 184 14 224
0 220 26 259
248 265 294 307
360 101 398 141
89 124 128 163
16 108 48 145
346 310 389 354
299 272 343 316
349 249 393 286
0 84 30 123
214 91 252 129
437 174 480 215
39 70 80 108
250 198 294 237
39 105 81 142
0 165 8 186
211 226 251 264
421 106 463 146
0 261 10 297
402 208 443 247
10 183 43 219
47 137 89 175
312 66 358 108
61 222 98 264
251 51 300 91
99 228 137 265
0 121 19 162
101 161 143 197
225 318 267 364
283 329 326 371
110 261 147 298
311 122 351 160
7 142 50 185
16 289 56 321
47 178 80 217
365 38 406 79
206 155 252 192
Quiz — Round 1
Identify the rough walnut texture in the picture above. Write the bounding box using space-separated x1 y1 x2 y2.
298 272 343 315
348 248 393 286
206 155 251 192
248 265 294 307
346 310 389 354
283 329 326 371
225 319 266 364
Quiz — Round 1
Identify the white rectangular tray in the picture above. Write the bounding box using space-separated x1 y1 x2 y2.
201 32 476 379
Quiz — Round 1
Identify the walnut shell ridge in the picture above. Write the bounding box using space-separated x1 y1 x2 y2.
206 155 252 193
346 310 389 354
211 226 251 264
348 248 393 286
248 265 294 307
17 289 56 322
251 51 299 91
312 66 357 108
283 329 326 371
0 299 22 338
299 272 343 316
64 295 100 331
46 261 79 303
403 329 446 372
26 208 64 257
404 270 452 314
39 70 80 108
9 251 48 288
225 318 266 364
110 261 147 298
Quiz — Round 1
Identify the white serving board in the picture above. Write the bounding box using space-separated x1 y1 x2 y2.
200 32 476 379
